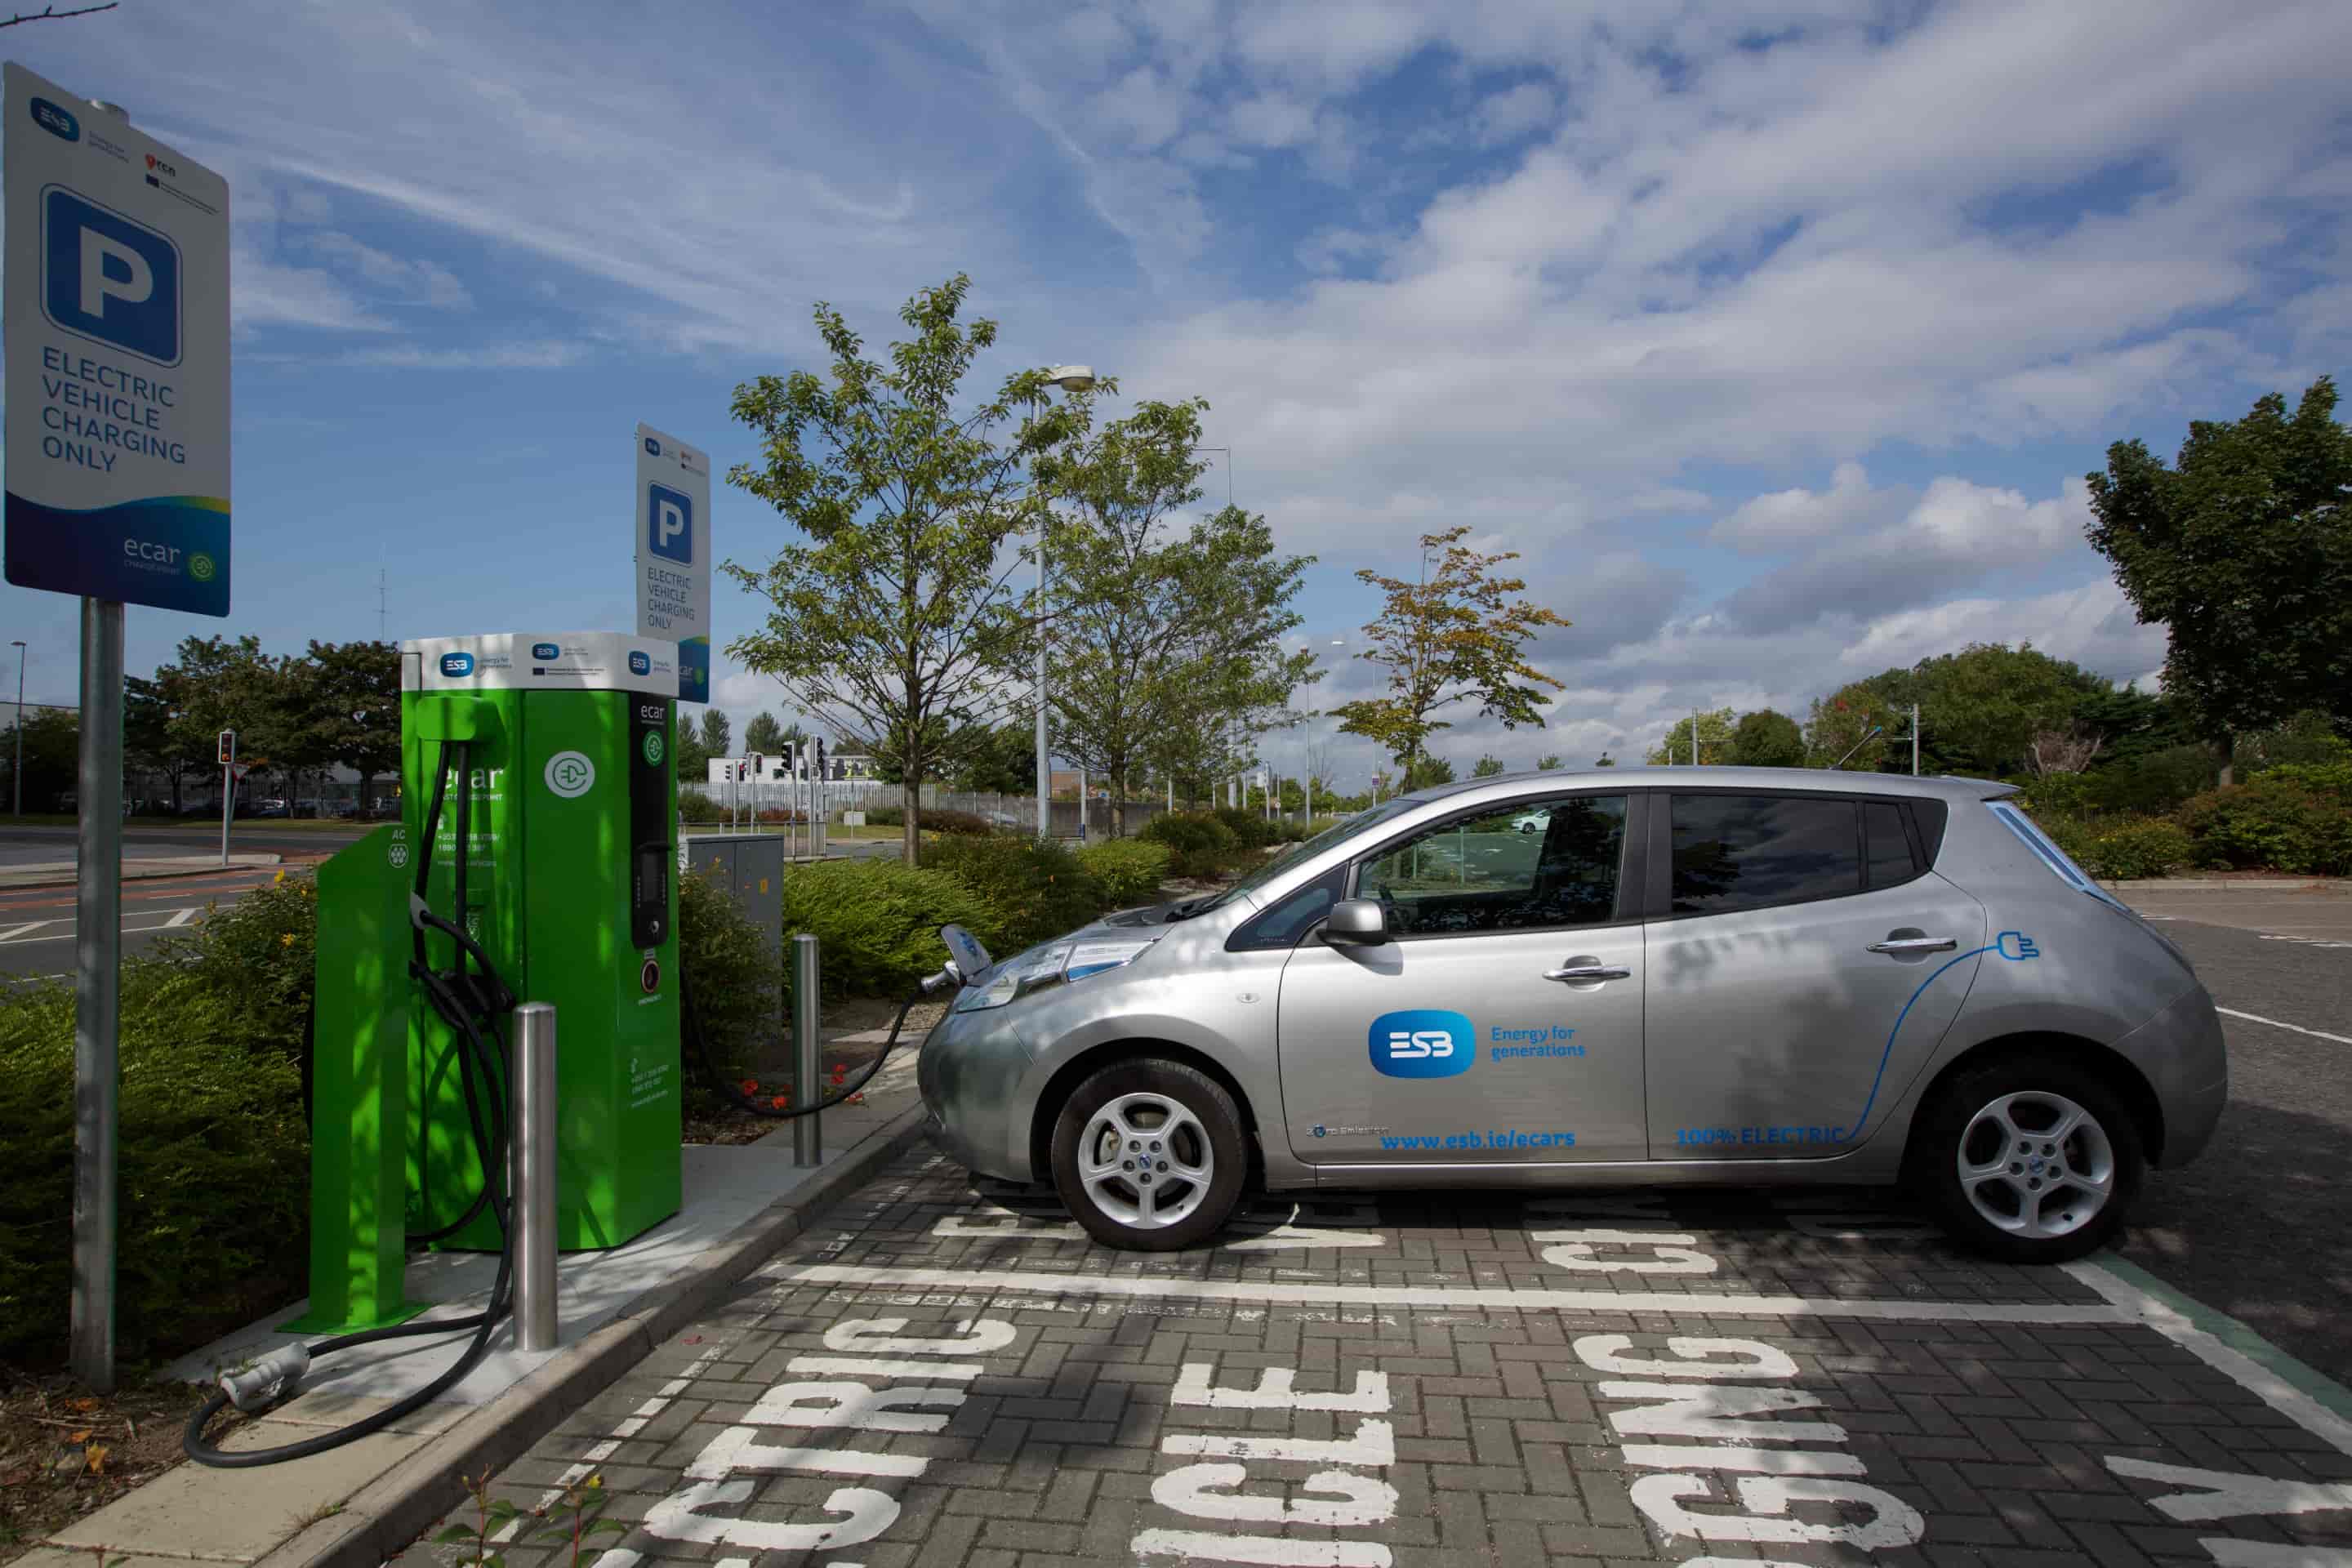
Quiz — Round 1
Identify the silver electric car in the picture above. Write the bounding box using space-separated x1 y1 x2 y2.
917 768 2226 1263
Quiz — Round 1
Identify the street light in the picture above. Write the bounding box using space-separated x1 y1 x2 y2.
1300 635 1346 823
1035 364 1096 842
10 640 22 818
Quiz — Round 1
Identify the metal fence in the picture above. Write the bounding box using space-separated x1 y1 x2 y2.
679 778 1174 838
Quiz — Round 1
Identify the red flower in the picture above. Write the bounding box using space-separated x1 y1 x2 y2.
742 1079 759 1095
771 1094 788 1111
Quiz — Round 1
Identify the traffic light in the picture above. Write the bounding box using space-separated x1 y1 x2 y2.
217 728 236 765
814 737 826 778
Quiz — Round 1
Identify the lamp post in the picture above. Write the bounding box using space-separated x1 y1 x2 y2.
1300 635 1345 824
1034 363 1096 841
9 644 22 827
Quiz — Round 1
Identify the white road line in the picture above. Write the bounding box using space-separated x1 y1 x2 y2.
0 913 196 945
786 1264 2134 1325
2064 1259 2352 1461
165 906 198 927
2217 1006 2352 1047
0 920 46 941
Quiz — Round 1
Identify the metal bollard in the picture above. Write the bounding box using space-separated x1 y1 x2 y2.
792 933 822 1168
510 1002 559 1351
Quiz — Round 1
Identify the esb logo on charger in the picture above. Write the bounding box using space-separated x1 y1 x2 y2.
1369 1009 1474 1078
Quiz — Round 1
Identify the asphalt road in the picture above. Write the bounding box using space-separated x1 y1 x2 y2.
0 820 375 866
0 864 290 979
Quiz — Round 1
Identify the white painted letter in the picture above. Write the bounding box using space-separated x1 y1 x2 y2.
1173 1363 1392 1412
1164 1417 1396 1467
822 1316 1019 1356
80 229 152 319
1601 1382 1846 1445
1575 1335 1798 1380
743 1380 964 1433
1632 1475 1923 1549
1535 1229 1716 1273
2106 1457 2352 1521
684 1425 927 1481
1152 1463 1398 1528
642 1478 898 1552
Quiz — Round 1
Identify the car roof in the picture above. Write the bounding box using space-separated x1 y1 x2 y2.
1402 765 2014 806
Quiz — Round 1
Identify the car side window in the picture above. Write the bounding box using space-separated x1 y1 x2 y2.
1356 795 1628 937
1863 800 1918 889
1669 794 1862 915
1227 867 1346 951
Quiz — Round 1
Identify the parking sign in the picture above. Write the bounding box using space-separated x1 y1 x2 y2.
3 63 229 615
634 423 710 700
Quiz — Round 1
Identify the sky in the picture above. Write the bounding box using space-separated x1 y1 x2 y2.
0 0 2345 786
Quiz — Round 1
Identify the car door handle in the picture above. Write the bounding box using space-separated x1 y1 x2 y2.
1545 964 1631 982
1866 936 1958 955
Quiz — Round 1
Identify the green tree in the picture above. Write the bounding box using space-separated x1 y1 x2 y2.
154 635 283 808
123 675 183 813
287 640 400 815
724 275 1059 858
1647 707 1735 765
697 706 732 759
1331 526 1570 773
1728 708 1806 768
743 710 808 758
2087 376 2352 782
9 706 78 812
673 707 711 788
1403 754 1455 790
1471 754 1507 777
1535 753 1563 771
1036 394 1315 835
950 717 1037 794
1804 684 1900 770
1593 752 1616 767
1899 643 2107 777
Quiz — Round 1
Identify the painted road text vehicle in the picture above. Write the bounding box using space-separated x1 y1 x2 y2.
918 768 2226 1263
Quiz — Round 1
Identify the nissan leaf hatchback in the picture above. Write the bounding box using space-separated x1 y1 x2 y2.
916 768 2226 1263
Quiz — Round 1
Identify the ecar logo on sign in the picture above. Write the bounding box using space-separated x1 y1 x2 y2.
42 187 181 367
1369 1009 1475 1078
648 482 692 565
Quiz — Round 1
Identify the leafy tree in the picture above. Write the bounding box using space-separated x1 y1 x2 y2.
949 717 1038 794
1729 708 1806 768
724 275 1060 858
1331 526 1570 773
673 707 710 787
8 706 78 812
1535 753 1564 771
288 640 399 815
2087 376 2352 781
154 635 284 806
1898 643 2106 777
1592 752 1616 768
1804 683 1900 771
122 675 184 813
742 710 809 759
1646 707 1735 766
1035 394 1314 835
1471 755 1507 777
1403 754 1455 790
697 707 732 759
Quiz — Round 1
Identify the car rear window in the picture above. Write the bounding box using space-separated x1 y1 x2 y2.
1987 800 2127 910
1669 794 1861 915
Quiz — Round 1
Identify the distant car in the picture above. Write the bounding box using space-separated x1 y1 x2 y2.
920 768 2226 1263
1512 810 1545 834
249 798 290 818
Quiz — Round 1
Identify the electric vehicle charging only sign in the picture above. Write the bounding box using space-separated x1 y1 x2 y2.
635 423 710 702
2 63 230 615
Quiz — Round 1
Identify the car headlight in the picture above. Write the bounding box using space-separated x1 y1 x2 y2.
955 936 1160 1012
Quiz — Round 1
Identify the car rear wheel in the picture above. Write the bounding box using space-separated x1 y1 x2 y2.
1049 1058 1247 1251
1917 1057 2143 1263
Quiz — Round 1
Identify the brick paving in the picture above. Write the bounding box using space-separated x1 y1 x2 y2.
400 1150 2352 1568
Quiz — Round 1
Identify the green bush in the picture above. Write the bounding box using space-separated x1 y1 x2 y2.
1212 805 1276 850
679 791 724 824
2041 815 2200 880
923 833 1105 951
679 868 783 1112
2011 773 2094 817
775 858 1003 996
2263 760 2352 800
1142 812 1241 878
0 964 308 1370
1076 838 1174 907
862 804 904 827
2085 745 2218 815
2177 777 2352 875
920 808 994 836
149 870 319 1063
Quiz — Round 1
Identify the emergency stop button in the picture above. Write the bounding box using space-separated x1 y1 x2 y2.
640 957 660 994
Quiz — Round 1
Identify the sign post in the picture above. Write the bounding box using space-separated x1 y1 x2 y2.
6 67 232 1391
216 727 234 865
634 425 710 705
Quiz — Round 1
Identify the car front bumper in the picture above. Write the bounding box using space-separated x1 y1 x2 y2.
916 1003 1038 1183
2114 982 2229 1168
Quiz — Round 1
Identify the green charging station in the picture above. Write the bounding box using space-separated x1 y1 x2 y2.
297 632 684 1333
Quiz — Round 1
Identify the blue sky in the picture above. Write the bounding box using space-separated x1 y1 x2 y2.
1 0 2345 782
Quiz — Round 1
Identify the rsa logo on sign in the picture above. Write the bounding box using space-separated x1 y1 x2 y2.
1369 1009 1474 1078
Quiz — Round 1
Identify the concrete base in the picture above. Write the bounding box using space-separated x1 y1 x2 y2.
166 1036 918 1409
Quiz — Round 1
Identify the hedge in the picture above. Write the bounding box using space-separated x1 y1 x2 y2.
1141 812 1242 878
773 858 1002 996
1076 838 1174 908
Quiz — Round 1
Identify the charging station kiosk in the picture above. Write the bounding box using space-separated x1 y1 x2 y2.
299 632 682 1332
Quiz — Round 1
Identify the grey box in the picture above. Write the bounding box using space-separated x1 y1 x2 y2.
681 834 783 968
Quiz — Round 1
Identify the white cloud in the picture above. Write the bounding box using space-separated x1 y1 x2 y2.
302 233 472 309
310 340 590 371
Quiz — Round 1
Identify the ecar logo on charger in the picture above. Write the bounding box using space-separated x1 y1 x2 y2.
42 187 182 367
1369 1009 1475 1078
647 483 692 565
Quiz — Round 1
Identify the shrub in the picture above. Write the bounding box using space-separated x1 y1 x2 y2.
923 834 1106 951
2177 777 2352 876
2044 815 2199 881
0 964 308 1369
679 868 784 1113
920 808 993 836
1212 805 1276 850
679 791 725 825
2011 772 2094 817
1142 812 1241 878
2085 745 2218 815
775 858 1002 997
862 804 904 826
1076 838 1174 908
149 870 319 1063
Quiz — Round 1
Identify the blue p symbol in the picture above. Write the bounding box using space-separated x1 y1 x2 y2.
648 483 692 564
43 189 180 366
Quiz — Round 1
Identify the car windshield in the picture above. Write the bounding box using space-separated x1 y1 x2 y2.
1174 796 1423 918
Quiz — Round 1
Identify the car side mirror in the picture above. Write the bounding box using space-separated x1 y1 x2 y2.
1321 898 1390 947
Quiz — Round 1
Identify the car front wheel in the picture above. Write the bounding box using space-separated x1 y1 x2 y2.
1917 1057 2143 1263
1049 1058 1247 1251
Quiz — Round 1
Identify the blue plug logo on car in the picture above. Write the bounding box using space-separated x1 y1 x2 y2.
1370 1009 1475 1078
439 652 475 677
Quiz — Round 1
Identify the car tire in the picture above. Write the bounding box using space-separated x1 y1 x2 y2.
1049 1058 1248 1251
1915 1055 2144 1264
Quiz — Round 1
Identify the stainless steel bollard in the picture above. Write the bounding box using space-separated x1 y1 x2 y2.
792 934 822 1168
510 1002 559 1352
